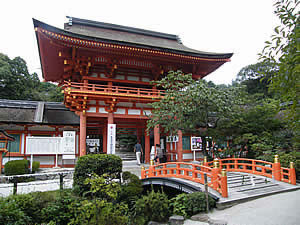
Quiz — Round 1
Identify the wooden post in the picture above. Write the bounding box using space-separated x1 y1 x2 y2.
211 159 219 190
204 173 209 213
290 162 296 185
177 130 183 162
144 129 150 163
79 112 87 156
221 169 228 197
154 125 160 147
103 126 107 153
149 159 154 177
108 112 114 124
141 166 145 179
273 155 281 181
59 173 64 191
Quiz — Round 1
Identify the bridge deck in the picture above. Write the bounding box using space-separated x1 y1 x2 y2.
141 171 300 208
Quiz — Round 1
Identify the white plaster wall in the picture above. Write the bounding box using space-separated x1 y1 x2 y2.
143 110 152 116
114 108 126 114
32 156 55 165
115 75 125 80
127 76 139 81
117 102 133 107
136 103 151 108
3 157 24 165
142 77 151 82
87 107 96 112
21 134 25 154
99 107 108 113
128 109 141 115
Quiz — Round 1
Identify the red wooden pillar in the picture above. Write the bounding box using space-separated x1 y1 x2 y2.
79 112 87 156
177 130 183 162
154 125 160 147
108 112 114 124
273 155 281 181
290 162 296 185
221 169 228 197
103 126 107 153
144 129 150 163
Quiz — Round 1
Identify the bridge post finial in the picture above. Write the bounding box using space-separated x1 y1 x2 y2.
273 155 281 182
274 155 279 163
213 159 219 168
289 162 296 185
220 169 228 197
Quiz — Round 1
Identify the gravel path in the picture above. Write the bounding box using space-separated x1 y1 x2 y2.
206 189 300 225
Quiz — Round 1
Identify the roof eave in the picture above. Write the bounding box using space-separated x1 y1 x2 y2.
33 18 233 60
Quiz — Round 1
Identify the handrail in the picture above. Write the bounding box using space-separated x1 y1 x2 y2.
141 162 227 197
141 158 296 199
63 81 165 98
208 158 296 185
218 158 273 178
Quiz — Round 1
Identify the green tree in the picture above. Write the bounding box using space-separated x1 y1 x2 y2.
147 70 242 153
259 0 299 129
217 97 290 158
0 53 63 102
234 61 278 98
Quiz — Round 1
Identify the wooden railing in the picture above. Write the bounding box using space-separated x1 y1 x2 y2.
63 81 165 99
204 156 296 185
141 156 296 198
141 162 228 197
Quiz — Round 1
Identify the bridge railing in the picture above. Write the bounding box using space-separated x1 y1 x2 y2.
205 156 296 185
141 162 228 197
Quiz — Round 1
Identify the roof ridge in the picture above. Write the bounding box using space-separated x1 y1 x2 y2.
66 16 180 41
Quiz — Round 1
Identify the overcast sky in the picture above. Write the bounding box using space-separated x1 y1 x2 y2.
0 0 279 84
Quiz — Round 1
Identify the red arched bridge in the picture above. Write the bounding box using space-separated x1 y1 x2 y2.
141 156 297 198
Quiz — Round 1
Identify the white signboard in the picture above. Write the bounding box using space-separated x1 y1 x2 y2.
86 139 100 146
62 131 76 155
191 137 202 151
166 136 179 142
107 124 116 154
26 137 62 155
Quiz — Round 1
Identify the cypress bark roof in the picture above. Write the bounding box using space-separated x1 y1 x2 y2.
33 17 232 59
0 99 79 125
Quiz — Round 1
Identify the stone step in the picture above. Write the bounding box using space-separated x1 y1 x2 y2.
229 180 271 188
236 183 279 192
227 177 264 184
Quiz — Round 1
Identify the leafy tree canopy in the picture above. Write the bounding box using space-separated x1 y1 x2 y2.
147 70 243 137
233 61 278 98
259 0 299 129
0 53 63 102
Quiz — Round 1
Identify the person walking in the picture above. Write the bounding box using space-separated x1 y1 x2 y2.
134 141 143 165
154 144 163 164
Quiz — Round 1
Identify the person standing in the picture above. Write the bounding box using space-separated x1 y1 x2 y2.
154 144 163 164
134 141 143 165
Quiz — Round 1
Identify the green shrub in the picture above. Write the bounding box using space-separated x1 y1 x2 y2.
2 191 57 224
41 191 79 225
170 192 215 218
0 197 30 225
4 160 29 175
69 199 129 225
32 161 40 173
119 171 143 207
73 154 122 196
133 190 170 225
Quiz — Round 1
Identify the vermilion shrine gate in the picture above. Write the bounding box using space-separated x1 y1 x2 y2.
33 17 232 163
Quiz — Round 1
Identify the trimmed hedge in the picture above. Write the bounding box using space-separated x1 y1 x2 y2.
73 154 122 196
4 160 29 176
171 192 216 218
32 161 40 173
4 160 40 176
